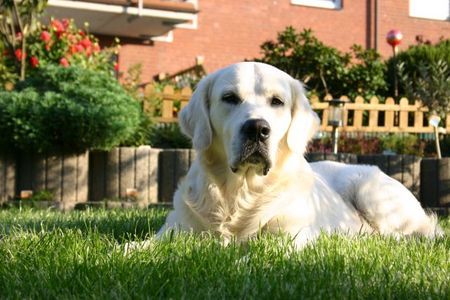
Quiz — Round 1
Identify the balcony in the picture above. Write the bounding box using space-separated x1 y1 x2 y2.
44 0 198 40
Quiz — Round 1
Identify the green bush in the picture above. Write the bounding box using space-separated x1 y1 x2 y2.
148 123 191 149
380 134 425 156
121 113 153 147
257 27 387 100
0 65 141 153
388 40 450 118
30 190 54 202
387 39 450 96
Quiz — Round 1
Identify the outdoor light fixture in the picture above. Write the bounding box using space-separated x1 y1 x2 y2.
386 29 403 97
429 115 442 159
327 99 347 154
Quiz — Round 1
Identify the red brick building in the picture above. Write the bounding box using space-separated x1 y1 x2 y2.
46 0 450 82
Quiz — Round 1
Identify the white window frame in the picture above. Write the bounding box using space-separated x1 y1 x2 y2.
409 0 450 21
291 0 342 10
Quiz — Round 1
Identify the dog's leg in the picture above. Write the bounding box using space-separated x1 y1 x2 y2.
156 210 182 238
124 211 182 255
292 227 322 249
349 166 443 238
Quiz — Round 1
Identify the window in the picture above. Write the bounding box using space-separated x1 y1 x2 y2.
409 0 450 21
291 0 342 10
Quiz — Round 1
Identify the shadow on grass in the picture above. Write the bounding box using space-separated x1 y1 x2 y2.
0 207 169 242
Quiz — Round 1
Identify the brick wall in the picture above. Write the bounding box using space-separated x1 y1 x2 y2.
112 0 450 82
377 1 450 56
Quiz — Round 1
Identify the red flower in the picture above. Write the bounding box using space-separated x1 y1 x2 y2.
51 19 65 33
15 49 25 61
67 33 77 43
75 44 84 53
114 62 119 71
92 43 101 52
80 37 92 49
41 31 51 43
62 18 70 30
60 57 69 67
30 56 39 68
69 45 77 54
85 47 92 57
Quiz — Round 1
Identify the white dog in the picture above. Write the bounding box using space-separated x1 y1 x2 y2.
157 62 442 248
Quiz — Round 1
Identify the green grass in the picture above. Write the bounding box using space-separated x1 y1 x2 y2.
0 208 448 299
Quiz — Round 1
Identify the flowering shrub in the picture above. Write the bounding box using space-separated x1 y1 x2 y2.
1 18 118 88
308 133 432 156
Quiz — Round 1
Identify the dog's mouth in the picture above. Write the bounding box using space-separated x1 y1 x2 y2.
230 142 271 176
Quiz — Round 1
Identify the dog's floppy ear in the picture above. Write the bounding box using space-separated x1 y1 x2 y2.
179 75 213 150
287 80 320 154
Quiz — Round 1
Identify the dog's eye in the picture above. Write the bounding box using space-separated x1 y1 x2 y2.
270 96 284 107
222 93 241 105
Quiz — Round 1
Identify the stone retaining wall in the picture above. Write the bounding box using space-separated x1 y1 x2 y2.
0 149 448 209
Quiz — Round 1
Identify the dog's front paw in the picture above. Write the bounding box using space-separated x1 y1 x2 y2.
123 238 155 255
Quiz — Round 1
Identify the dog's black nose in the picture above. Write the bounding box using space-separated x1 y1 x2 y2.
241 119 271 142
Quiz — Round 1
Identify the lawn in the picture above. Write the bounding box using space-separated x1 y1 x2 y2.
0 208 448 299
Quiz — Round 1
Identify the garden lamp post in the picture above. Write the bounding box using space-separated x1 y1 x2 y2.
429 115 442 159
386 29 403 97
327 99 347 154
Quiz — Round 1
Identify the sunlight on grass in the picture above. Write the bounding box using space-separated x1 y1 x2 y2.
0 208 448 299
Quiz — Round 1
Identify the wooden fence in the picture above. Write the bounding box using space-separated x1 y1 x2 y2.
142 84 450 134
143 85 192 123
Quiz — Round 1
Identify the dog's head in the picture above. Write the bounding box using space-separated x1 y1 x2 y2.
180 62 319 176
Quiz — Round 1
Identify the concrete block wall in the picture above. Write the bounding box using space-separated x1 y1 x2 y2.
0 148 447 209
89 146 161 203
15 152 89 204
0 154 15 203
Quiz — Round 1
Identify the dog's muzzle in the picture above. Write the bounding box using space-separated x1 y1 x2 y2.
230 119 272 175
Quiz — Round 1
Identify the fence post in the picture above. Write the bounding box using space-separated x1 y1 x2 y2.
385 97 395 129
368 96 379 129
15 152 88 205
180 86 192 111
0 154 15 203
158 149 192 203
353 96 364 129
420 158 450 207
414 100 424 132
399 98 409 130
89 146 159 204
161 86 175 119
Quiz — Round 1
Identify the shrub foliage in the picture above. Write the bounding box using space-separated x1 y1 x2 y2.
148 123 192 149
257 27 387 99
0 65 141 153
392 40 450 118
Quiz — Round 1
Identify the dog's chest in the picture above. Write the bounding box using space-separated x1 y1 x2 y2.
199 181 295 239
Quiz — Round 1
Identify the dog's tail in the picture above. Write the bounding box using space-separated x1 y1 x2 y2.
419 212 444 238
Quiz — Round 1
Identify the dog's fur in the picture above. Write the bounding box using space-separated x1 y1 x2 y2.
157 62 442 248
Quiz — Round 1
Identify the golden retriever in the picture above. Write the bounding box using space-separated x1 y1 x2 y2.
157 62 442 248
